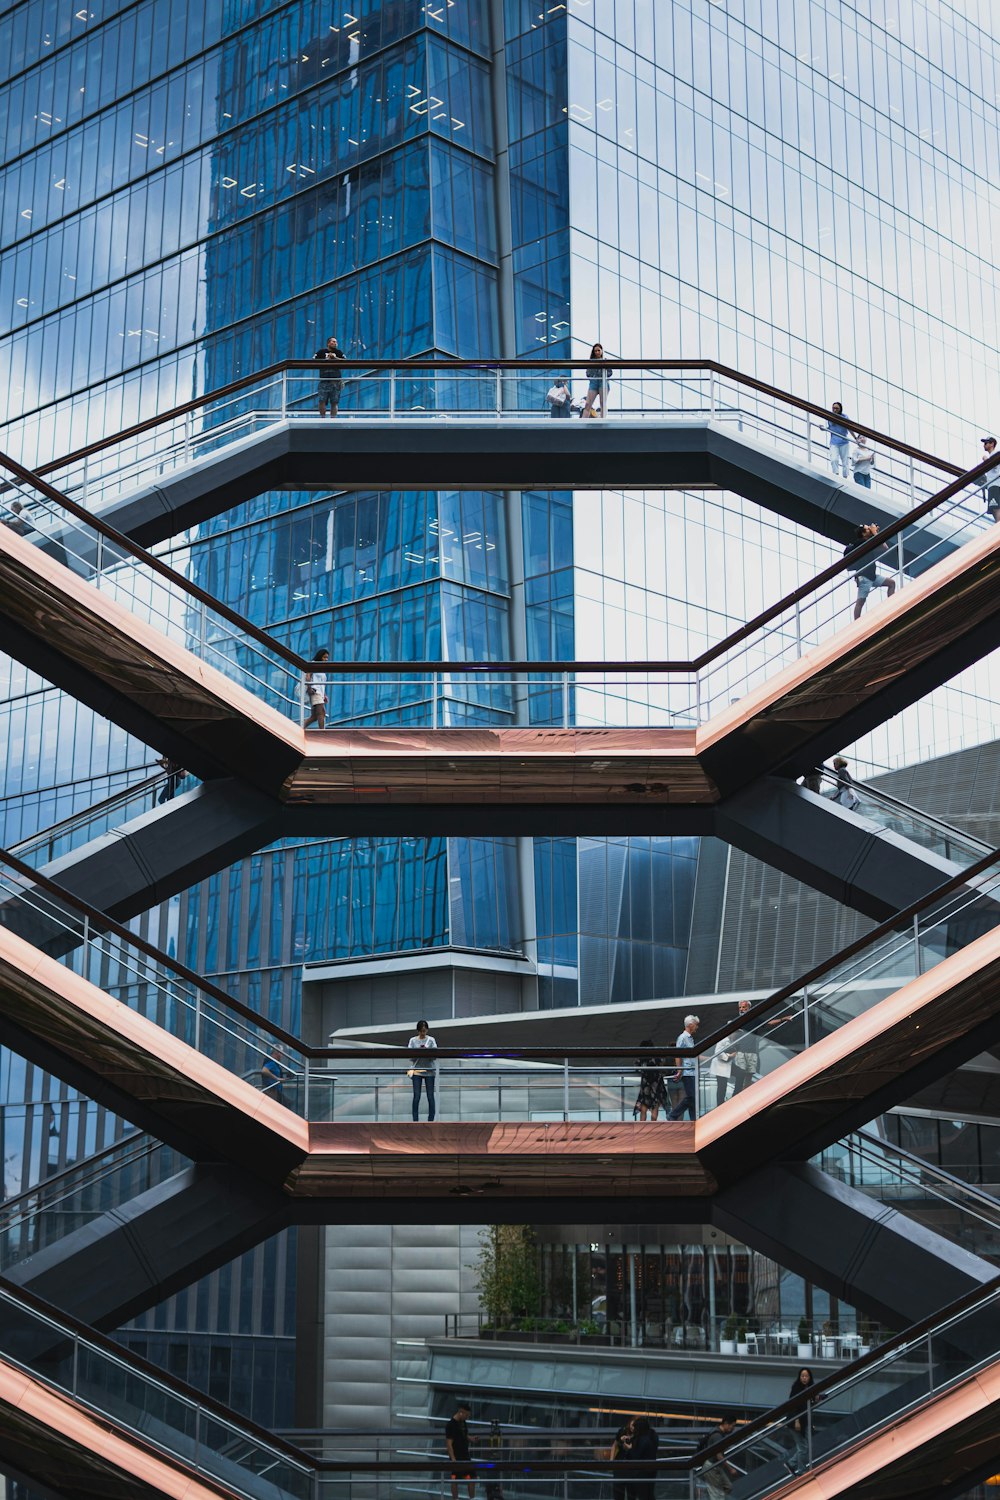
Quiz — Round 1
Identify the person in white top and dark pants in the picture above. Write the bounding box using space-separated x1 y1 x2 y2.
408 1019 438 1120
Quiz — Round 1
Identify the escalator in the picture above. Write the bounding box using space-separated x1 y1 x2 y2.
2 446 1000 827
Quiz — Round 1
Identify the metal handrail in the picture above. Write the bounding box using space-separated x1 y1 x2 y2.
1 839 998 1065
0 1132 153 1224
0 1267 997 1482
5 441 998 681
849 1128 1000 1223
8 768 167 860
809 769 990 854
33 357 966 478
0 448 306 672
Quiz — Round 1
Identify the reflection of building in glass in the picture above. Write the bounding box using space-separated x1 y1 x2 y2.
0 0 998 1439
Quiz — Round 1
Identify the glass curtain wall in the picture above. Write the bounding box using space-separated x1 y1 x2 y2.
0 0 509 1429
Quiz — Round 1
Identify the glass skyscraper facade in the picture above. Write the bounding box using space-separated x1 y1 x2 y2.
1 0 999 1432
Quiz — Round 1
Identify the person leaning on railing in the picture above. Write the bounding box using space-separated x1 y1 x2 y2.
976 436 1000 523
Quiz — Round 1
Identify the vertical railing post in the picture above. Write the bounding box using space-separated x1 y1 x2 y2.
908 455 916 509
280 368 288 419
563 1057 569 1122
694 671 702 723
389 367 396 419
806 419 813 466
432 671 439 730
495 365 502 417
72 1332 79 1395
81 455 89 505
708 370 716 419
802 986 810 1048
183 412 192 462
913 914 922 975
793 597 802 655
927 1332 935 1391
806 1401 814 1470
194 987 202 1052
896 528 906 591
300 671 307 728
561 670 570 728
303 1055 310 1119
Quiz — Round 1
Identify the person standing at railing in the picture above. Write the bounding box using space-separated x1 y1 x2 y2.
620 1416 658 1500
2 499 32 535
667 1015 700 1120
408 1019 438 1121
315 335 346 417
851 433 875 487
977 436 1000 523
303 647 330 730
546 377 575 417
843 522 896 619
827 402 852 478
446 1401 476 1500
711 1000 758 1105
633 1039 669 1121
580 343 611 418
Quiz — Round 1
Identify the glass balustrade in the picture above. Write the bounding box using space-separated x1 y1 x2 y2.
3 435 998 738
0 1135 178 1272
0 462 304 719
31 364 963 531
3 843 998 1131
696 1280 1000 1500
807 768 990 866
817 1131 1000 1263
0 1281 313 1500
8 770 188 868
1 1252 995 1500
696 856 1000 1120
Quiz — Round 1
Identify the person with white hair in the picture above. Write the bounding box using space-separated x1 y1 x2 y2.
667 1014 700 1120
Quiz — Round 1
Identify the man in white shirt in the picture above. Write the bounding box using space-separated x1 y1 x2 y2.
667 1014 700 1120
852 434 875 487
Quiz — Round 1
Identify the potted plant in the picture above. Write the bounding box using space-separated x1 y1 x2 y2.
577 1318 611 1346
720 1315 738 1355
820 1321 836 1358
736 1322 749 1356
797 1318 813 1359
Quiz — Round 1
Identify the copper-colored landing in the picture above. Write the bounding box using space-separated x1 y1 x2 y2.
290 1121 709 1197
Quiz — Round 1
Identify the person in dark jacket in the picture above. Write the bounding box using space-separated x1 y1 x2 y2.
315 335 346 416
785 1367 817 1472
694 1414 738 1498
843 522 896 619
633 1039 668 1121
621 1415 658 1500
